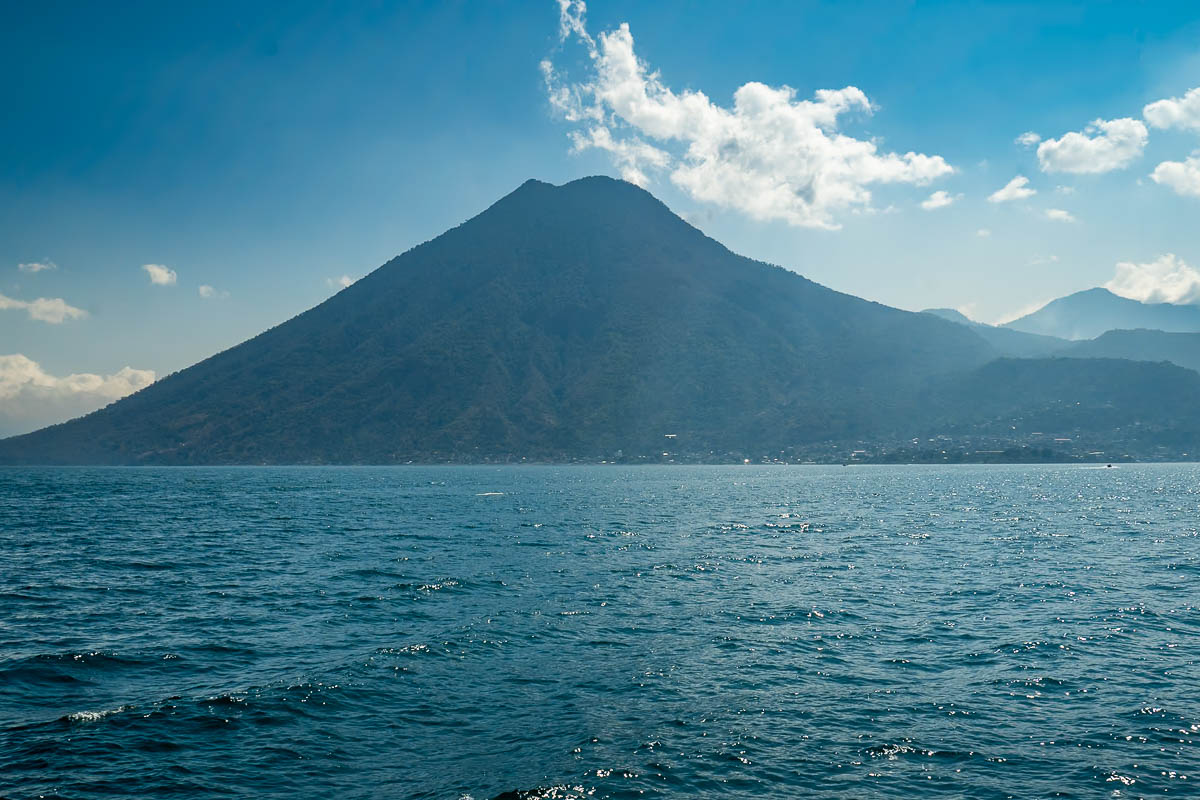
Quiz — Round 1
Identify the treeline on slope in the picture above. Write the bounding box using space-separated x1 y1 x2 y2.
920 357 1200 449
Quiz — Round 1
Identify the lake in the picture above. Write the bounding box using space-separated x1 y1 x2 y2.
2 465 1198 798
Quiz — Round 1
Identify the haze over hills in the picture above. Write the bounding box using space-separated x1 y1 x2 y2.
1003 287 1200 341
2 177 1200 464
925 305 1200 375
1063 329 1200 374
921 308 1066 357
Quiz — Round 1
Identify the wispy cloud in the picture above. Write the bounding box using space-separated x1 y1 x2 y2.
953 303 979 322
541 1 953 229
198 284 229 299
1034 118 1147 174
568 126 670 188
988 175 1035 203
976 228 992 238
994 297 1054 326
18 260 56 273
1015 131 1041 148
326 275 355 289
142 264 177 286
1105 253 1200 305
0 293 87 324
1044 208 1076 223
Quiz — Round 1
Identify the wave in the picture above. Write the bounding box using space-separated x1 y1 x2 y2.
491 787 595 800
63 705 131 724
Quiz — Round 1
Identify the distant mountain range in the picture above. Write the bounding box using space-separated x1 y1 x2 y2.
3 177 1200 464
922 308 1064 357
1002 287 1200 340
1063 329 1200 373
922 307 1200 370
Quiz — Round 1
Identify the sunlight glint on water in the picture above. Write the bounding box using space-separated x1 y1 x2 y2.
2 465 1198 798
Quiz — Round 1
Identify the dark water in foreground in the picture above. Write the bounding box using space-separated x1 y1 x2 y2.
2 465 1199 799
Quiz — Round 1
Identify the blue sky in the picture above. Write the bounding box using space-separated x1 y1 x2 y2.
4 1 1200 434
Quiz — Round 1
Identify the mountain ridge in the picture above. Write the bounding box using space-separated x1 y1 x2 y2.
1063 328 1200 374
921 308 1067 357
3 176 1198 464
0 176 997 463
1003 287 1200 340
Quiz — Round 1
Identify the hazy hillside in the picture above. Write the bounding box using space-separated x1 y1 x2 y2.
926 307 1200 374
1062 329 1200 374
922 308 1067 357
913 357 1200 458
933 357 1200 428
923 308 974 326
1004 288 1200 340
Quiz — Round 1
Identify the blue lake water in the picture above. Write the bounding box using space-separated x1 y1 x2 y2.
2 464 1199 799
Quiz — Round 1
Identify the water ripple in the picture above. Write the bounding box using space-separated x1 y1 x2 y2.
2 464 1199 798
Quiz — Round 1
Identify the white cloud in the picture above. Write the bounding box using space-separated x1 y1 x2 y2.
0 355 152 402
18 260 56 273
554 0 593 47
0 354 155 437
0 293 87 324
542 4 954 229
1105 253 1200 305
568 126 670 187
920 190 959 210
1029 254 1060 265
1035 117 1147 174
1016 131 1041 147
1044 208 1076 223
1150 154 1200 197
198 284 229 300
1144 87 1200 132
976 228 991 238
1055 185 1076 194
326 275 355 289
988 175 1036 203
142 264 177 286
